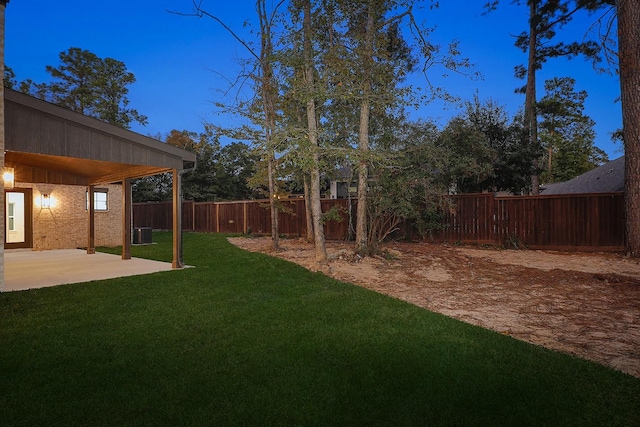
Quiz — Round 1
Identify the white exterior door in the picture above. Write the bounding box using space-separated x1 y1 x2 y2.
4 191 31 247
6 191 25 244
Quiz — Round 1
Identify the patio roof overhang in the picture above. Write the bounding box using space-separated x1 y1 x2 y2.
4 89 196 185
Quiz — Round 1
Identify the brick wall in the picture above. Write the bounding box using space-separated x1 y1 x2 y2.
19 183 122 250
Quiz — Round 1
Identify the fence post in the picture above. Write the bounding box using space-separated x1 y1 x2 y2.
215 202 220 233
243 201 248 234
491 195 498 246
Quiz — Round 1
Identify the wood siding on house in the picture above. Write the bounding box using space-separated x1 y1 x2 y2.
5 90 190 170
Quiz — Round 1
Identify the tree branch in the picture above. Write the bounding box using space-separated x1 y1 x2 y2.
168 1 260 61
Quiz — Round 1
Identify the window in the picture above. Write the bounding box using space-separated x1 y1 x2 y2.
86 188 108 211
8 202 15 231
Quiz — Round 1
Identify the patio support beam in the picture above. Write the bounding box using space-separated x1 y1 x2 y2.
122 178 131 260
87 184 95 254
172 169 183 268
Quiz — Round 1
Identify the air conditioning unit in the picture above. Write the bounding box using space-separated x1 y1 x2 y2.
133 227 152 244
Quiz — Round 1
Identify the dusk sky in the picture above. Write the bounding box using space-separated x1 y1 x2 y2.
5 0 623 159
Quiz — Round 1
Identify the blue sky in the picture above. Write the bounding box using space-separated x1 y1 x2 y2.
5 0 622 158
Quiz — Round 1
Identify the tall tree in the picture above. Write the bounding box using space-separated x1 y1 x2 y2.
486 0 610 194
257 0 283 249
188 1 286 250
332 0 461 254
22 47 147 129
299 0 328 267
617 0 640 256
537 77 607 182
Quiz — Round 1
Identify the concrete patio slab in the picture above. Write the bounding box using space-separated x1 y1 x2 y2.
4 249 174 292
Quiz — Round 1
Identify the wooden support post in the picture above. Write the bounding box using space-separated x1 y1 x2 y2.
122 178 132 260
172 169 183 268
87 185 96 254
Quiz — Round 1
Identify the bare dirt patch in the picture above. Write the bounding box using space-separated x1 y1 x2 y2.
228 237 640 378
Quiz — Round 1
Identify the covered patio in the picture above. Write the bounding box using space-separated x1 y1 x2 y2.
1 89 196 291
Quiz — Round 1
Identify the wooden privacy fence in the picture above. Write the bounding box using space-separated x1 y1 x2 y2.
134 198 351 241
133 192 626 251
426 193 625 251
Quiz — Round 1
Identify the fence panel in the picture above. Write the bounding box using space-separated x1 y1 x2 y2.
182 201 193 231
133 201 172 230
321 198 351 240
193 202 215 232
217 202 245 234
277 199 307 236
488 193 625 250
246 201 271 234
134 192 625 251
434 194 495 244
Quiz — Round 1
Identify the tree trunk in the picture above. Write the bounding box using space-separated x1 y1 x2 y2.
267 155 279 249
355 6 375 255
303 176 314 243
302 0 328 267
526 0 540 195
355 103 370 255
618 0 640 256
258 0 279 250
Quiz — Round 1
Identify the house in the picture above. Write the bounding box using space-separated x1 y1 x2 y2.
1 89 196 291
329 165 357 199
541 156 625 195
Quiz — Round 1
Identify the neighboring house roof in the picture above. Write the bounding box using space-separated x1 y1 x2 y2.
4 89 196 185
541 156 625 195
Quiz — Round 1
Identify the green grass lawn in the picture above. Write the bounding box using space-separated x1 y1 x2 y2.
1 232 638 426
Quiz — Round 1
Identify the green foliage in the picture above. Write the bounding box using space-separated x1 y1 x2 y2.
179 128 261 202
133 128 260 203
1 232 639 425
415 207 447 239
365 119 451 250
196 1 475 254
488 0 613 193
3 65 16 89
511 0 607 90
320 204 345 225
20 47 147 129
438 97 539 194
132 173 172 203
538 76 608 183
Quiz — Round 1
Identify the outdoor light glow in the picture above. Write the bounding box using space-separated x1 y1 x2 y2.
3 167 14 189
36 193 57 209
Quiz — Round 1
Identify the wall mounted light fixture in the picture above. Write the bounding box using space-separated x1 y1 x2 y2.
3 167 14 189
41 194 51 209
